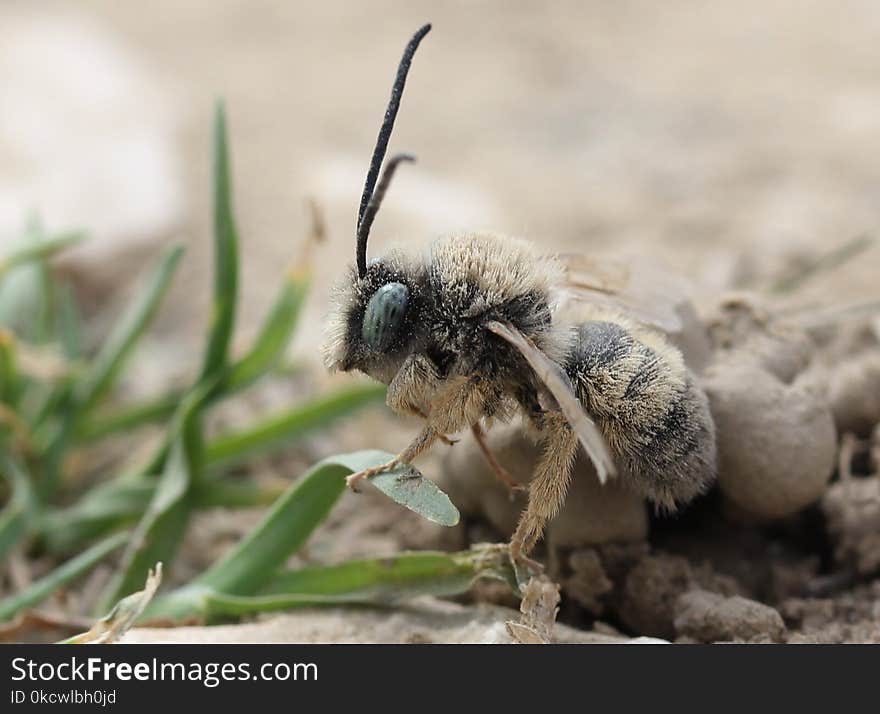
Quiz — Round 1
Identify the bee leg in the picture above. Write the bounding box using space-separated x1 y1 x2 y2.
410 407 457 445
386 354 441 415
471 422 526 494
346 425 438 491
385 356 457 445
348 376 486 491
509 414 578 562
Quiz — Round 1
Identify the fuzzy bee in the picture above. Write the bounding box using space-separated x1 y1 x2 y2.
323 24 717 562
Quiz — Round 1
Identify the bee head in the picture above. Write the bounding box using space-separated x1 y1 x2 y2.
322 24 432 381
323 255 425 381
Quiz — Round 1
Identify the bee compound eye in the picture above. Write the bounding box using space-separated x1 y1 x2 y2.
362 282 410 351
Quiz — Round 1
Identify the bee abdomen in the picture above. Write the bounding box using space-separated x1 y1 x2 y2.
565 321 717 510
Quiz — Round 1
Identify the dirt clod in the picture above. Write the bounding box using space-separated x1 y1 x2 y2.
704 294 814 383
821 475 880 577
618 552 741 639
554 548 614 613
781 581 880 643
828 353 880 437
704 358 836 519
674 590 785 643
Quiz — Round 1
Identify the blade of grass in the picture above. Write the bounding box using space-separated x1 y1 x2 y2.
261 548 516 601
0 454 35 562
38 475 285 555
769 234 876 294
205 383 386 468
224 270 309 393
0 531 128 622
40 472 282 555
142 451 385 620
73 244 184 414
143 451 461 621
33 255 54 345
74 390 182 443
191 475 286 509
74 270 308 443
0 330 19 406
198 101 239 383
145 547 517 622
194 451 372 594
96 387 206 612
0 231 84 280
55 280 83 360
39 478 157 554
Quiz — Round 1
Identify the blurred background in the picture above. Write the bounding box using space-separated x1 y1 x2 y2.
2 0 879 375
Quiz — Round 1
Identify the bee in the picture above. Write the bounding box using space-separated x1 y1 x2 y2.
323 23 717 562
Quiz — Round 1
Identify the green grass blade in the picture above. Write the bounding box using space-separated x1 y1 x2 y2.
191 476 286 509
142 452 389 620
73 244 184 413
38 472 281 554
75 390 182 443
0 455 35 562
262 548 514 601
195 452 377 594
33 257 55 345
224 271 309 393
56 281 83 360
0 531 128 622
0 330 19 406
143 451 462 621
96 390 205 612
39 478 156 554
198 101 239 383
145 547 517 622
0 231 84 280
205 383 386 468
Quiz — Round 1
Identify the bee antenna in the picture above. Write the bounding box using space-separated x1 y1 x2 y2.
356 23 431 278
357 154 415 271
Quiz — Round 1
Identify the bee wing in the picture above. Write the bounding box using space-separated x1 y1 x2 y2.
485 320 616 484
554 253 687 332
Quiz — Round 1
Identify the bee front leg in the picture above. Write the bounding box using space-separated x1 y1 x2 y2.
509 414 578 563
386 353 441 417
348 374 487 493
414 407 456 445
346 425 438 491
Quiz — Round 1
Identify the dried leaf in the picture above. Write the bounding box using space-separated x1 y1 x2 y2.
505 575 560 644
66 564 163 644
